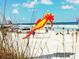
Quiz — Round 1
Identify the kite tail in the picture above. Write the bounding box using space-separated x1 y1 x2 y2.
22 28 36 39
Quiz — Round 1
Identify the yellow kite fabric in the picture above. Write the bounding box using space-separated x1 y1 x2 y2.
22 13 54 39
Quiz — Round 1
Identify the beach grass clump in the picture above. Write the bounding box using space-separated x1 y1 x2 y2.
0 26 29 59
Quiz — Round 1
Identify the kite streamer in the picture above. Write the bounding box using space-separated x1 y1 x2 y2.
22 13 54 39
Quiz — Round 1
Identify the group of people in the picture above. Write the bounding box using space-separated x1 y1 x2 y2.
32 27 49 38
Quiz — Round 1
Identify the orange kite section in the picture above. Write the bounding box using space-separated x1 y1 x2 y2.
22 13 54 39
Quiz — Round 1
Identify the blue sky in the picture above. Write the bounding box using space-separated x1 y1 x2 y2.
0 0 79 23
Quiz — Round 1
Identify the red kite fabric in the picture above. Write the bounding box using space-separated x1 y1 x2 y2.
22 13 54 39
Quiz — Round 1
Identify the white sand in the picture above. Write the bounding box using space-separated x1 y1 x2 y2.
1 25 79 59
10 29 79 59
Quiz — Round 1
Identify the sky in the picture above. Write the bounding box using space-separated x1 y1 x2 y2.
0 0 79 23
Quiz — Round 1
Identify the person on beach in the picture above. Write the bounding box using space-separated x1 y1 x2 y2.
32 31 35 38
46 27 48 33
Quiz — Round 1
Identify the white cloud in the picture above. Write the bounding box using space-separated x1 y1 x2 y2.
41 0 53 5
66 0 79 4
22 0 53 8
12 8 19 14
23 0 37 8
12 4 19 7
61 5 73 9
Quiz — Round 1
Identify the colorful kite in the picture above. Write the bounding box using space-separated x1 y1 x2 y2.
22 13 54 39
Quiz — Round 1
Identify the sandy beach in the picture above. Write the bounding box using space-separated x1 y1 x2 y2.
0 25 78 59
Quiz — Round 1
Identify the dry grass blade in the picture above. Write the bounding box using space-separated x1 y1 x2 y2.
0 26 29 59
